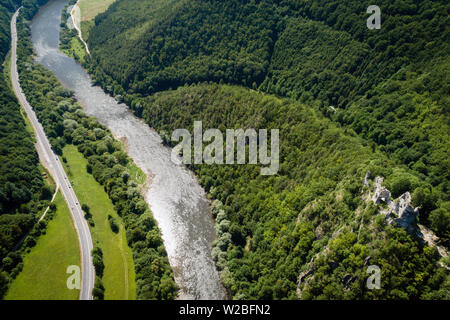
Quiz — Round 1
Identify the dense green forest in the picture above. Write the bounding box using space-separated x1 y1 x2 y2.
83 0 450 299
14 9 177 299
86 0 449 244
136 83 449 299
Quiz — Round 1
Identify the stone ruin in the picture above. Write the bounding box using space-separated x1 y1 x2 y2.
371 176 392 204
368 175 419 235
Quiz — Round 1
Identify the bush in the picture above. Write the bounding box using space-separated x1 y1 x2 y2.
81 204 90 215
92 277 105 300
108 215 119 233
429 207 450 241
390 177 411 198
92 246 104 278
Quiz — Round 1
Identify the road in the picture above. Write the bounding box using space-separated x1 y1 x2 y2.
10 7 95 300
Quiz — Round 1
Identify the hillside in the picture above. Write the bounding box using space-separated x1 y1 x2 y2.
131 83 447 299
82 0 450 299
87 0 449 105
85 0 449 248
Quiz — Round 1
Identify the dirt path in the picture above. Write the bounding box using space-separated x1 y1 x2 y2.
70 1 90 55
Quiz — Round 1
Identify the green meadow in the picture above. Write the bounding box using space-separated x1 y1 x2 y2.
61 144 136 300
5 192 80 300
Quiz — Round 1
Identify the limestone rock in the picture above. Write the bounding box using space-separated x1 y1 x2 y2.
369 177 418 235
363 171 371 187
371 176 391 204
391 192 419 234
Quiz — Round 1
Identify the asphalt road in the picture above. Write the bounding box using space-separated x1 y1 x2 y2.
10 7 94 300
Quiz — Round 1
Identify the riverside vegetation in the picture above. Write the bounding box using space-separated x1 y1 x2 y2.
78 0 449 299
3 1 178 300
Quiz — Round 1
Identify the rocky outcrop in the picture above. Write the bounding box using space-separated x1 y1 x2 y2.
296 244 331 299
367 175 419 235
366 173 448 264
296 173 448 299
296 266 315 299
298 267 314 285
363 171 371 187
389 192 420 235
419 224 450 269
371 176 391 204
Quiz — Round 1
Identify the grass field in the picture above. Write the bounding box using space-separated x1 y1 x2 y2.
61 144 136 300
5 192 81 300
79 0 116 22
78 0 116 40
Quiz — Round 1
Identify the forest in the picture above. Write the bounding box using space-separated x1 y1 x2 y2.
86 0 449 245
135 83 449 299
83 0 450 299
0 0 447 301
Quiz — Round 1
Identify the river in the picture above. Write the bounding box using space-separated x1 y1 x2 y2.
30 0 226 300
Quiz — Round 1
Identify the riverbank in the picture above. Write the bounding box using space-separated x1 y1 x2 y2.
26 0 178 299
60 4 87 63
33 0 225 299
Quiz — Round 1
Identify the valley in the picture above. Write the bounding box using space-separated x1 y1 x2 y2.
0 0 448 302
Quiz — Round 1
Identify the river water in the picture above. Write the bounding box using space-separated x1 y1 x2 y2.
30 0 226 300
